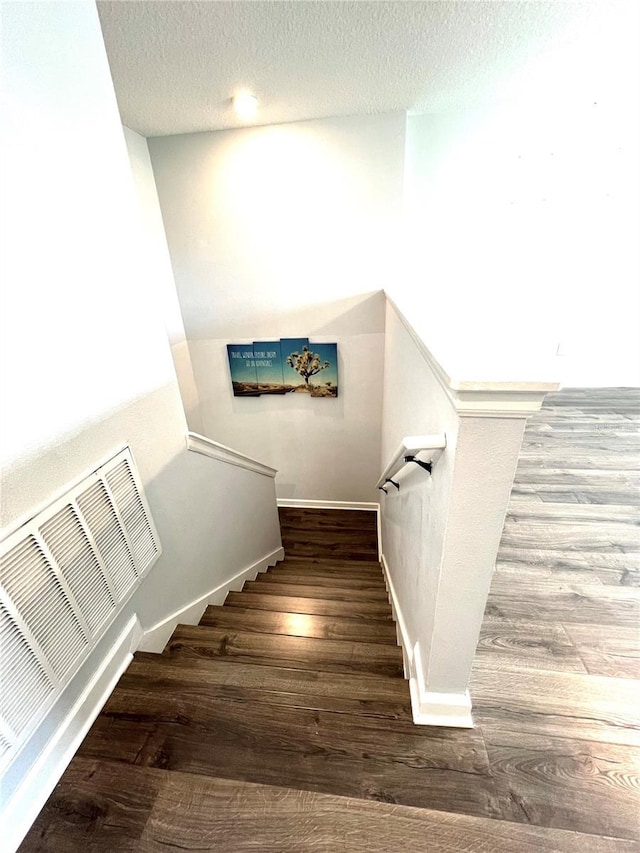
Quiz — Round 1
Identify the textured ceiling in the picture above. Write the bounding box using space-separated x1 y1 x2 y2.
97 1 609 138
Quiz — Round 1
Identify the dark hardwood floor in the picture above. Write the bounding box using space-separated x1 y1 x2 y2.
20 391 639 851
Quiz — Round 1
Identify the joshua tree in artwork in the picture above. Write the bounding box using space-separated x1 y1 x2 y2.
286 345 330 388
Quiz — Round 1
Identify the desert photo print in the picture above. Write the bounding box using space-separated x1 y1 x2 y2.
227 338 338 398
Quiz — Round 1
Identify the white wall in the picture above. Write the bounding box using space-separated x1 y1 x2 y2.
0 2 178 471
0 2 282 841
148 113 407 501
397 1 639 388
122 126 204 433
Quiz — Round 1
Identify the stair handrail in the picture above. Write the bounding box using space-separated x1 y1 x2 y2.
186 432 278 478
376 434 446 493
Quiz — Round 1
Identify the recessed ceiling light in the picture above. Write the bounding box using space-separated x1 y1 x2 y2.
232 92 258 121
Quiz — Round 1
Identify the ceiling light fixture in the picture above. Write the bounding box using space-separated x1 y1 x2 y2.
232 92 258 122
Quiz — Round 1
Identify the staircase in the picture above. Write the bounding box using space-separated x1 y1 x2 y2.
19 398 639 851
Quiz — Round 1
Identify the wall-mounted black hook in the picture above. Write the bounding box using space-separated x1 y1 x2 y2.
384 478 400 491
404 455 432 474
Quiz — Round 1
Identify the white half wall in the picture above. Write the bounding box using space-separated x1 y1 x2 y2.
380 300 551 725
148 113 407 502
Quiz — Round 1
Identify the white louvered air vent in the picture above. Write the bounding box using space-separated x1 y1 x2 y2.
0 448 160 771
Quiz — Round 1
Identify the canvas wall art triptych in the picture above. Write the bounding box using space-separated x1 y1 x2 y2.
227 338 338 398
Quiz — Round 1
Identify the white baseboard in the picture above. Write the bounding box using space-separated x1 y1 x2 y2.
381 553 473 729
1 614 143 853
277 498 379 512
408 681 473 727
409 642 473 728
138 546 285 653
380 553 411 662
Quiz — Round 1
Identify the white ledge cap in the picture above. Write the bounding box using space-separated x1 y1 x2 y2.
386 296 560 418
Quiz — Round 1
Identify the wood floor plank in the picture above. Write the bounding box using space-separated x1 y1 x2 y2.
201 605 397 644
500 520 640 551
470 662 640 746
242 579 390 602
510 483 640 506
476 617 588 673
515 454 640 472
482 730 640 842
562 623 640 679
495 561 637 588
511 467 640 487
521 435 640 453
224 590 394 620
494 562 606 586
506 502 640 525
496 546 640 573
484 583 640 627
165 624 405 677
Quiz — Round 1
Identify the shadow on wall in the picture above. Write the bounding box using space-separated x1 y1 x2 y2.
309 290 386 337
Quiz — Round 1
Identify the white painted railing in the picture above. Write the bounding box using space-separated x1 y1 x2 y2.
376 434 446 492
186 432 278 479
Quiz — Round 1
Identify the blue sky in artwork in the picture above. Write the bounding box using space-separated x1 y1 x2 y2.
253 341 284 385
227 344 258 384
309 343 338 387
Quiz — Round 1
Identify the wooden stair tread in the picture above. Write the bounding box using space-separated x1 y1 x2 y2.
268 569 384 583
201 605 397 644
224 590 393 620
280 556 383 570
268 563 385 576
281 544 379 562
242 579 389 602
267 560 383 580
130 654 409 703
165 623 404 678
256 571 387 591
122 662 411 722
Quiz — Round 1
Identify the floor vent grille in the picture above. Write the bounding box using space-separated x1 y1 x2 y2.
0 448 160 771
